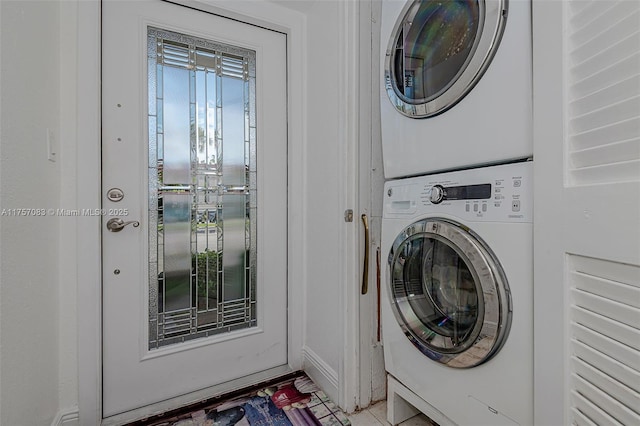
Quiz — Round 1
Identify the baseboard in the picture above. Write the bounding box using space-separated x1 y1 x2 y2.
51 408 80 426
301 346 340 407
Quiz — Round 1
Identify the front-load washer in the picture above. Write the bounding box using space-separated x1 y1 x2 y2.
380 0 532 178
381 161 533 425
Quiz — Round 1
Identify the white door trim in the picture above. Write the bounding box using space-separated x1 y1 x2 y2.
338 0 361 414
531 2 565 423
357 0 386 409
76 1 308 423
76 1 102 423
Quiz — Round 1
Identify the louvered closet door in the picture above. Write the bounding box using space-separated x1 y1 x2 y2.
534 1 640 425
565 2 640 424
102 0 287 419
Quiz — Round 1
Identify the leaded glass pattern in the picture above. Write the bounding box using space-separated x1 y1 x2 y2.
148 27 257 349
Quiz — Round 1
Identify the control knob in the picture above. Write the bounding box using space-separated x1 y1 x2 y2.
429 185 445 204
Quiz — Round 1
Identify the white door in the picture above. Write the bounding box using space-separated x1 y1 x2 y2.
102 0 288 417
533 1 640 424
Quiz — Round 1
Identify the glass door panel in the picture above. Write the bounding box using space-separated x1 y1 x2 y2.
148 28 257 349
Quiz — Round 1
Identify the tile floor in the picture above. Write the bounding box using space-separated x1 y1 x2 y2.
347 400 437 426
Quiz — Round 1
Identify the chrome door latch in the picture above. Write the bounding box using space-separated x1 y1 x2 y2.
106 217 140 232
344 209 354 222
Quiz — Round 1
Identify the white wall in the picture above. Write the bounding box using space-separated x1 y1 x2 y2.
0 1 62 424
301 0 343 383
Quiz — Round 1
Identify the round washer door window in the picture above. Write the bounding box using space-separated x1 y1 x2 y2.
388 218 511 368
384 0 507 118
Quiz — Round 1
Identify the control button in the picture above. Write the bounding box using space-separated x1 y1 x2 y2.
513 179 522 187
473 204 479 212
482 204 487 212
465 204 470 212
512 200 521 212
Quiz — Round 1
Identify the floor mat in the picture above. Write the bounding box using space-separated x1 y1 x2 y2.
141 374 351 426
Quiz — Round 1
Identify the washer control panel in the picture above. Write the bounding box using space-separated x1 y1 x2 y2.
384 162 532 223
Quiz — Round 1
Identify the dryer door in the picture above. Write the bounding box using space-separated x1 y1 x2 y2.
388 218 511 368
384 0 507 118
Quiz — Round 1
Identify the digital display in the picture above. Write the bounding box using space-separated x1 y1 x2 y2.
444 183 491 200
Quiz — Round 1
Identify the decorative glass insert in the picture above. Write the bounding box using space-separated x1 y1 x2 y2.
148 27 257 349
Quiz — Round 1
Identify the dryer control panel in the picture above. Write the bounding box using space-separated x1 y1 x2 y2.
384 162 533 223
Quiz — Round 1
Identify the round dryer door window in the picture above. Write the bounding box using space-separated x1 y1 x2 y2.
385 0 507 118
388 218 511 368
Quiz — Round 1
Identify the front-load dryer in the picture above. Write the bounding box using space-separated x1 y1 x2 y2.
381 161 533 425
380 0 532 178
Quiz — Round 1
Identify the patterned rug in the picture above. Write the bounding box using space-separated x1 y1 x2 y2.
142 374 351 426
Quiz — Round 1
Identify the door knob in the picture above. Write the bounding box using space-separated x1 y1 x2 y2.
106 217 140 232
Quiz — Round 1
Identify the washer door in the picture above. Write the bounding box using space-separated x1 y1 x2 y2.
388 218 511 368
384 0 507 118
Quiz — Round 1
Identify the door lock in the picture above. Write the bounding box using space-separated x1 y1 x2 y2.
106 217 140 232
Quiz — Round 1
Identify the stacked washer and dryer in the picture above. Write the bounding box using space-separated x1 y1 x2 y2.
379 1 533 425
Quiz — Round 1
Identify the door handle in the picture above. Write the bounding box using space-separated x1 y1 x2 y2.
361 214 369 295
106 217 140 232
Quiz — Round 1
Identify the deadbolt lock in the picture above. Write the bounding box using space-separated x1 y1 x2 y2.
107 188 125 202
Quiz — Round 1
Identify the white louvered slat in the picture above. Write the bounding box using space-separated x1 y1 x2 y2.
572 339 640 393
569 159 640 185
570 96 640 134
570 53 640 102
572 288 640 329
570 11 640 65
571 117 640 152
572 356 640 412
572 374 639 425
569 1 617 31
571 407 598 426
570 74 640 117
571 407 599 426
570 270 640 308
570 31 640 83
567 0 640 187
571 138 640 169
570 2 640 48
570 390 625 426
572 309 640 361
572 255 640 286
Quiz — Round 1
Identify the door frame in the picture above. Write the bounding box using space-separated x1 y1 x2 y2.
357 0 387 408
74 1 315 423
